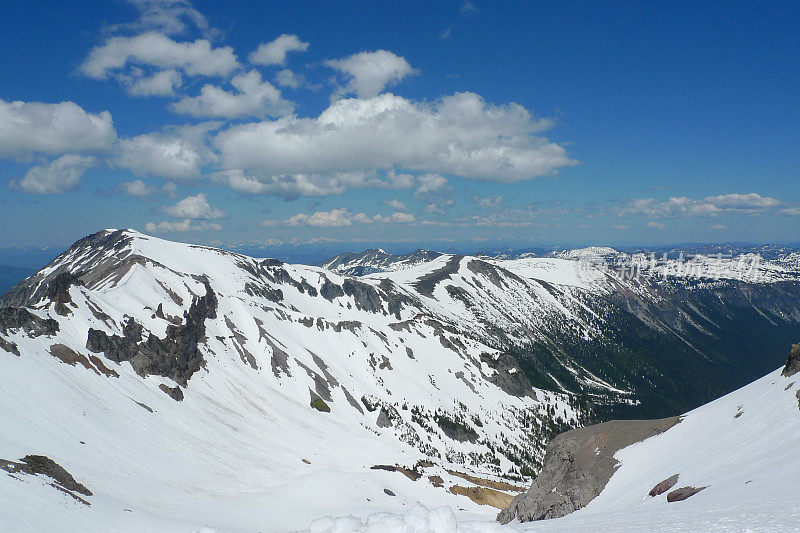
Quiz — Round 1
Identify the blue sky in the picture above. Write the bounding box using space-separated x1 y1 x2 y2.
0 0 798 251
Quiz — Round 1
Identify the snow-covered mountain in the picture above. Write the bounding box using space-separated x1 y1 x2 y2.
1 229 799 531
311 344 800 532
321 248 443 276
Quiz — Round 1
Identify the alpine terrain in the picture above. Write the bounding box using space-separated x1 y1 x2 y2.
1 229 799 531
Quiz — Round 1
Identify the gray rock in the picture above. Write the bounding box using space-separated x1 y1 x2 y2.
86 279 217 387
781 340 800 377
649 474 679 496
667 485 707 502
376 407 393 428
498 417 680 523
159 383 184 401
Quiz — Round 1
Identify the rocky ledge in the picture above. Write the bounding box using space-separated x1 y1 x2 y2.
497 416 680 523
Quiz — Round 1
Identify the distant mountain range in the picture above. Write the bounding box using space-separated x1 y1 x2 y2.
1 229 799 530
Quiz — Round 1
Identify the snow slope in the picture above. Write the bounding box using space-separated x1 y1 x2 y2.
1 229 799 532
305 364 800 532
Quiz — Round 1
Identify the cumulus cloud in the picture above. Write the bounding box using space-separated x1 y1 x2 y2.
276 69 302 89
14 154 97 194
385 198 407 211
646 221 666 230
326 50 416 98
415 174 452 200
164 193 225 219
126 68 183 96
780 207 800 216
474 195 503 209
249 34 309 65
121 179 154 197
284 208 416 227
215 92 572 190
112 0 211 36
0 99 115 158
115 130 205 180
145 219 221 233
615 193 783 218
172 71 293 118
81 32 238 80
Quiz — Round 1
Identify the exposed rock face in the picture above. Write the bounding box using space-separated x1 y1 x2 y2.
667 485 707 502
781 340 800 377
86 280 217 387
0 307 59 337
498 417 680 523
649 474 680 497
0 454 92 505
159 383 184 401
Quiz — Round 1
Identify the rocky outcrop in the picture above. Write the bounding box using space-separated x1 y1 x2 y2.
0 454 92 505
0 307 59 337
649 474 680 496
781 340 800 377
498 417 680 523
667 485 707 502
86 280 217 387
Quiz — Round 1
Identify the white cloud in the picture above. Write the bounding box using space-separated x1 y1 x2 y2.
326 50 416 98
81 32 238 80
276 69 302 89
113 0 211 36
385 198 407 211
288 208 355 227
162 181 178 196
376 212 416 223
215 92 572 188
704 193 781 209
415 174 452 200
144 219 221 233
646 221 666 230
172 71 293 118
615 193 783 218
126 69 183 96
475 195 503 209
249 34 309 65
164 193 225 219
15 154 97 194
780 207 800 216
115 131 204 180
460 1 478 14
121 179 153 197
711 224 727 230
0 99 116 158
285 208 416 227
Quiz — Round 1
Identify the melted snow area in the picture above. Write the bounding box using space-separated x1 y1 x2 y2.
306 368 800 532
0 229 797 532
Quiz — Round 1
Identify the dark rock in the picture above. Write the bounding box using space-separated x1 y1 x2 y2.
376 407 393 428
87 280 217 387
383 488 396 496
0 454 91 505
435 413 478 443
320 278 345 301
0 336 20 356
46 272 84 315
310 391 330 412
667 485 707 502
159 383 184 401
498 417 680 523
0 307 59 337
342 279 383 313
781 340 800 377
649 474 680 497
413 255 463 296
